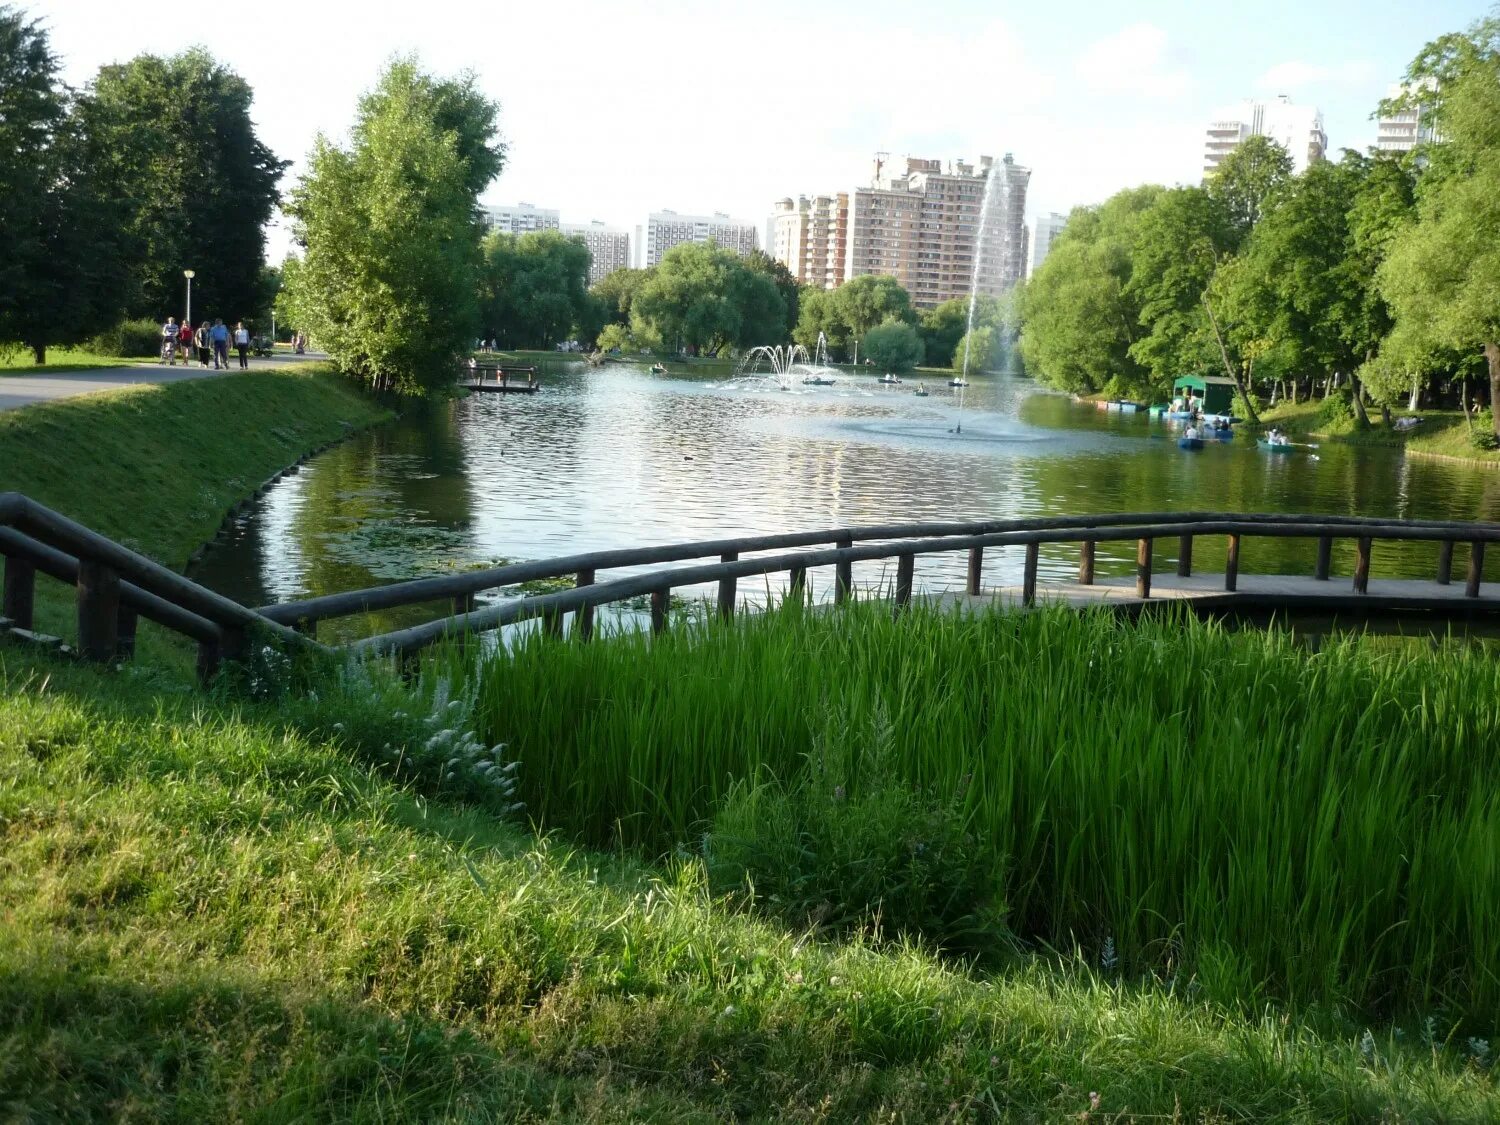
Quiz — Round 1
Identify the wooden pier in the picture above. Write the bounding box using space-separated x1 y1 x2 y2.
459 363 539 394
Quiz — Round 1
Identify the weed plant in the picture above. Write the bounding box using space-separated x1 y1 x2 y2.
462 602 1500 1024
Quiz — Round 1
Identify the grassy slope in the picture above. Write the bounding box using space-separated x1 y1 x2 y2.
0 368 390 644
0 347 152 375
1260 398 1500 463
1 653 1494 1122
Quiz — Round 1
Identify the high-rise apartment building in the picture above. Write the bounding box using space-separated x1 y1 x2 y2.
1203 96 1327 178
771 193 849 290
561 221 631 286
1026 212 1068 278
1376 79 1439 153
842 154 1030 309
642 211 758 267
481 202 561 234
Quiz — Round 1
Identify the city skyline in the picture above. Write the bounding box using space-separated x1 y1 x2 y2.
37 0 1478 264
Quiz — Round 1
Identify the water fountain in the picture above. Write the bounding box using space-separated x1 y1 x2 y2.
735 332 839 390
953 156 1011 389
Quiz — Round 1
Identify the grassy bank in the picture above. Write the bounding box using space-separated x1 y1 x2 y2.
0 367 390 643
0 347 153 375
0 650 1493 1121
463 604 1500 1026
1259 397 1500 463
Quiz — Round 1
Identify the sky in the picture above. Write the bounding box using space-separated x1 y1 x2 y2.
34 0 1492 261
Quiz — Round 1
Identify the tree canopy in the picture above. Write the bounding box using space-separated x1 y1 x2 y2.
281 59 501 394
628 242 785 357
77 49 286 322
862 321 924 373
478 230 592 349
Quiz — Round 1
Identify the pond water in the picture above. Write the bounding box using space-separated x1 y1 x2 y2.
190 361 1500 639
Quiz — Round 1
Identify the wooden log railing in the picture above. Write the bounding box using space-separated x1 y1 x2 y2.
4 490 1500 671
0 492 323 677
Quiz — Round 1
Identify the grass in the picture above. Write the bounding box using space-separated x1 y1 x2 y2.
0 648 1494 1121
1259 397 1500 462
460 602 1500 1026
0 366 390 650
0 347 153 375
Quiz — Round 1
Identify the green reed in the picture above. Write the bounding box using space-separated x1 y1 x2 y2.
462 603 1500 1022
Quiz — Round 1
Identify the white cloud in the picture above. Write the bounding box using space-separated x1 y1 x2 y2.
1255 60 1376 92
1074 24 1192 99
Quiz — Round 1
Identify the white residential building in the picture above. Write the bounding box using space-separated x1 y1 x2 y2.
561 221 631 286
481 202 561 234
643 210 758 267
1026 212 1068 278
1377 79 1439 153
1203 96 1327 178
771 194 849 290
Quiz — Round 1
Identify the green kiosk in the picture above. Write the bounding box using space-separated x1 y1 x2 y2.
1172 375 1237 416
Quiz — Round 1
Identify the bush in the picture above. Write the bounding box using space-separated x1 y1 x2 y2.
1317 390 1354 429
1471 411 1498 450
951 326 996 374
704 698 1007 958
861 321 924 373
87 318 162 358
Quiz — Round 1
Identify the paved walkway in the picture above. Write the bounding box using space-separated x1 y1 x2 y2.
0 352 325 413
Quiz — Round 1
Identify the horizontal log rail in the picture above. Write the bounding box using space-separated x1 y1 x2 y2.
345 515 1500 657
256 510 1500 633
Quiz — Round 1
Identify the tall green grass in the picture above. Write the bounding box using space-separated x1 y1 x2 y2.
465 604 1500 1023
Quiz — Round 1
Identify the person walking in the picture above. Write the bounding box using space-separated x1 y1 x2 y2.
210 319 230 370
194 321 211 367
178 319 193 363
233 321 251 369
161 317 178 364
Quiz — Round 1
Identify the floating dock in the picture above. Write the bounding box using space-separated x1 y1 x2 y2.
460 363 539 394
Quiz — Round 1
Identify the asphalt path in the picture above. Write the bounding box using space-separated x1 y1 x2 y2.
0 351 324 413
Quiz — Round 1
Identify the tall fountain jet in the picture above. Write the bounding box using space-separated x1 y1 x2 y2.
954 156 1011 388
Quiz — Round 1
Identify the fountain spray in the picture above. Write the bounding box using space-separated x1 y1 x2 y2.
958 156 1009 386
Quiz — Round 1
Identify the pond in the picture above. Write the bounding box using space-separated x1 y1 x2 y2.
190 360 1500 639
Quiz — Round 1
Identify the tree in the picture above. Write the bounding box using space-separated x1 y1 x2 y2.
1380 24 1500 440
0 8 131 364
834 274 915 338
862 321 924 373
281 59 502 394
1018 189 1163 397
590 267 652 328
952 326 997 374
1204 135 1294 249
76 50 287 321
478 229 592 349
921 295 1004 370
629 242 785 357
743 249 800 338
792 287 848 358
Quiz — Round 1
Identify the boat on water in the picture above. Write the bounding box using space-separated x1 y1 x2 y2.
650 363 667 374
948 378 969 388
1149 403 1169 418
913 386 930 397
1208 426 1234 440
880 374 902 385
801 375 836 386
1106 400 1146 414
1258 439 1296 453
1178 436 1205 451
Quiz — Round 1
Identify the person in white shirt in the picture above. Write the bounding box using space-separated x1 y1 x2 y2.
233 322 251 369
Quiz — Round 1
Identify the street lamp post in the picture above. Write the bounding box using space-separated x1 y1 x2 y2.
183 269 195 326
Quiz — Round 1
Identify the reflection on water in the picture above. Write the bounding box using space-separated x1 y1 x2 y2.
190 362 1500 638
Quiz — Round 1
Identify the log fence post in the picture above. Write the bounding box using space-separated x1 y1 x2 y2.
1023 542 1039 607
76 558 120 661
1225 534 1241 592
966 547 984 596
1177 533 1193 577
1135 538 1153 599
1467 541 1486 598
575 568 596 641
1078 540 1096 586
650 587 670 634
894 552 914 612
1314 536 1332 581
1353 537 1372 595
2 555 35 630
1436 540 1454 586
788 564 807 606
718 552 738 619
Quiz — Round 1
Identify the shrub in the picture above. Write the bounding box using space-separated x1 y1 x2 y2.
1471 411 1498 450
704 698 1007 958
87 318 162 358
1317 389 1354 429
861 321 924 373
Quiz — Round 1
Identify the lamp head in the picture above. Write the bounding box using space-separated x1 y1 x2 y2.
183 269 196 279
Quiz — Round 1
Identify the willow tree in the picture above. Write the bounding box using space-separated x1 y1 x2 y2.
282 58 502 394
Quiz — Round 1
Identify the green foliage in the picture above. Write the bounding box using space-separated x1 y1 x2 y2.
629 241 785 357
743 249 801 338
1379 22 1500 439
860 321 924 373
470 604 1500 1022
589 266 651 328
834 274 915 337
1018 189 1163 396
86 317 162 358
921 295 1005 369
1317 389 1355 429
792 286 847 357
1472 411 1499 450
478 229 592 349
707 699 1005 957
1204 135 1294 248
76 49 286 322
951 326 997 374
282 58 501 394
0 9 130 362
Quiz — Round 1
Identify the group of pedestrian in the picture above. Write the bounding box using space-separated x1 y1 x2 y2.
159 317 253 370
